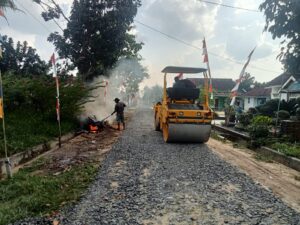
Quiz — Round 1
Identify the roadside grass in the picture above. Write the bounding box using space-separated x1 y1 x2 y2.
210 132 226 143
0 161 98 225
271 143 300 159
254 154 274 163
0 109 76 157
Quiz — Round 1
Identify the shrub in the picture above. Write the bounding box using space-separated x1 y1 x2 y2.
247 107 258 115
272 143 300 159
248 115 272 147
237 113 253 127
276 110 290 120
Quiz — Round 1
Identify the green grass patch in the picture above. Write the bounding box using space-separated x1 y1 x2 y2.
0 109 76 157
254 153 274 163
271 143 300 159
0 163 98 225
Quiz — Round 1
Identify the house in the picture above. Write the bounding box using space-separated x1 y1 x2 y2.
189 78 235 111
281 80 300 100
241 87 271 111
266 73 300 101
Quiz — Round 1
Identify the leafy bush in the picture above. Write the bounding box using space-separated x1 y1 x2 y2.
256 98 300 117
237 113 253 127
272 143 300 159
0 74 91 156
276 110 290 120
247 107 258 115
248 116 272 147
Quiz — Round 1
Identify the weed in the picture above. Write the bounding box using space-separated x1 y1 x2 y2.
254 154 274 163
271 143 300 159
0 163 98 225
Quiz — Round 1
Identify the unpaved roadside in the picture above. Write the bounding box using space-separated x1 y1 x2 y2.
207 138 300 213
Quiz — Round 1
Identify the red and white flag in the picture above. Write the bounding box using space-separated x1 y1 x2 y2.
50 53 57 77
104 81 108 97
202 39 209 63
50 53 60 121
230 47 256 106
202 38 213 99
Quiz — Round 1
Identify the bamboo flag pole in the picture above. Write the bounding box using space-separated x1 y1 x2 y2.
0 70 12 178
51 53 62 148
0 42 12 178
202 38 213 101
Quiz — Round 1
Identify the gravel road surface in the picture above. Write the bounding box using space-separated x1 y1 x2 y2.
16 108 300 225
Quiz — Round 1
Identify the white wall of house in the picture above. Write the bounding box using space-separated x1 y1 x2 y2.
244 97 255 111
289 93 300 99
270 86 288 101
243 97 270 111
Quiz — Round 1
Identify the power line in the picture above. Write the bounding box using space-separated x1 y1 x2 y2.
198 0 259 13
16 1 52 33
134 20 280 74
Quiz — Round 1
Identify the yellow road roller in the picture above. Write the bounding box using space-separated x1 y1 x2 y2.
154 66 213 143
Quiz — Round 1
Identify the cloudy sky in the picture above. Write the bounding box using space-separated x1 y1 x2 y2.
0 0 284 87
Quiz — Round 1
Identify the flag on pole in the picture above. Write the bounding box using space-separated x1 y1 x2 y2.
51 53 62 147
51 53 57 77
202 40 209 63
230 47 256 106
202 38 213 99
104 81 108 97
51 53 60 121
0 9 6 19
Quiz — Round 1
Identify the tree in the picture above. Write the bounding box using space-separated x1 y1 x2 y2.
260 0 300 74
0 0 17 12
142 85 163 105
45 0 143 81
111 57 149 98
0 35 49 76
238 72 265 93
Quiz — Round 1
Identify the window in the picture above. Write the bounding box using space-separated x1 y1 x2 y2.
257 98 266 105
248 97 250 104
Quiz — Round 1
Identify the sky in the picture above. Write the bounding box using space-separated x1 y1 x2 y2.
0 0 284 88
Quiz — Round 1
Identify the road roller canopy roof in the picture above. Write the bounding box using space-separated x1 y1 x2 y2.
162 66 207 74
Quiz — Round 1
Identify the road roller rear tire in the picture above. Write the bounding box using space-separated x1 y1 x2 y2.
154 114 161 131
162 123 211 143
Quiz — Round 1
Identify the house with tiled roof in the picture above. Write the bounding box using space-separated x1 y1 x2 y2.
266 73 300 100
242 87 271 111
189 78 235 110
281 80 300 100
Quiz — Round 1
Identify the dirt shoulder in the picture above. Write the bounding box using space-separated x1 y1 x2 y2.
0 110 134 225
207 138 300 213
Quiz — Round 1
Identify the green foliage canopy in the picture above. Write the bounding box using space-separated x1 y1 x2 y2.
260 0 300 73
0 35 49 76
46 0 143 81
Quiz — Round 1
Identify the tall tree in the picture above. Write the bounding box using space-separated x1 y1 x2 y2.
260 0 300 74
0 35 49 76
0 0 17 11
46 0 143 81
111 57 149 97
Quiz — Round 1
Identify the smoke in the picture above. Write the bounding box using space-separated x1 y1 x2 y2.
82 58 148 122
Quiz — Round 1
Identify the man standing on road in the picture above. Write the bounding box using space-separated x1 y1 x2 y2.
111 98 126 130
